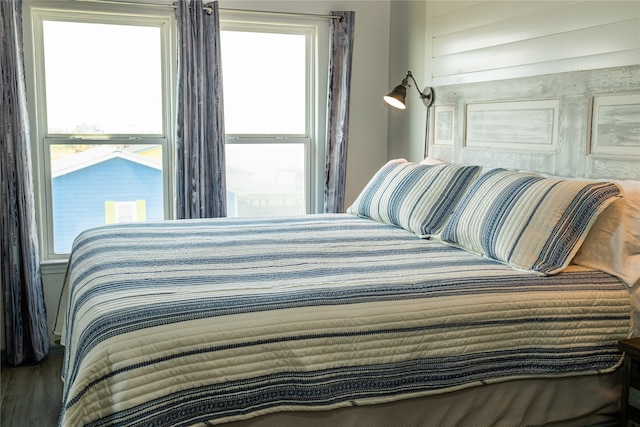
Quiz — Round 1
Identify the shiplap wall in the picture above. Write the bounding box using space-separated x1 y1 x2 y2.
429 1 640 86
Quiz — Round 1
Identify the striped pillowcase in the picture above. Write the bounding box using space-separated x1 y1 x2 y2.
346 159 481 237
436 168 623 275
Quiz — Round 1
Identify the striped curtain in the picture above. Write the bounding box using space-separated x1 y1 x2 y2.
1 0 50 365
324 11 355 213
175 0 227 219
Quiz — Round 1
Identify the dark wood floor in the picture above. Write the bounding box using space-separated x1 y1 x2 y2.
1 348 63 427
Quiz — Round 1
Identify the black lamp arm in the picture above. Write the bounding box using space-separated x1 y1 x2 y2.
404 71 432 102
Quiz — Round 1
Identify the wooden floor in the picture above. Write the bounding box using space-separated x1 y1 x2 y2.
1 349 63 427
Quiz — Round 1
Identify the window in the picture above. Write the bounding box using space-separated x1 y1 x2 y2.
220 17 328 217
41 20 163 135
105 200 147 224
26 8 174 258
221 30 306 135
26 6 328 259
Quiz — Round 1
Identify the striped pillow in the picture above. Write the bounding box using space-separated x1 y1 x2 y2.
347 159 481 237
436 169 623 275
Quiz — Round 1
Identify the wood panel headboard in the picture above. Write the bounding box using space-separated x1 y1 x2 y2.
428 65 640 180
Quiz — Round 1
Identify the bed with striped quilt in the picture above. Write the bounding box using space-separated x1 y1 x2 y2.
56 214 632 427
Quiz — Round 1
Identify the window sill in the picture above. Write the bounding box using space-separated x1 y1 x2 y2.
40 259 69 275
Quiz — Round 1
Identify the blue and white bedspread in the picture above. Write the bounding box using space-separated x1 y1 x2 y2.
56 214 632 427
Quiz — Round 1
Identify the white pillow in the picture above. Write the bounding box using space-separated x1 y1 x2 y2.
573 180 640 287
419 156 446 165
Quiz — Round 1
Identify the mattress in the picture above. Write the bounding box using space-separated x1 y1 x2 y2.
55 214 632 426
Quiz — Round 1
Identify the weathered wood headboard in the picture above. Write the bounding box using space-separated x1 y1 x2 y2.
428 65 640 180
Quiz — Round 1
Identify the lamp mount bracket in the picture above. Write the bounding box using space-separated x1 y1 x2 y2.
404 71 434 108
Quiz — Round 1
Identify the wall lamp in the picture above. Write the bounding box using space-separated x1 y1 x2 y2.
384 71 434 110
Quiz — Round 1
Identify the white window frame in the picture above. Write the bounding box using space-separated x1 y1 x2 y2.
219 13 329 215
115 201 136 223
23 3 176 261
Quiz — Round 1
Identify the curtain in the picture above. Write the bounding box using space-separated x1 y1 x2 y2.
1 0 50 365
175 0 227 219
323 11 355 214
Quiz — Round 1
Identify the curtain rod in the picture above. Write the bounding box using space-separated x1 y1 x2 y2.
70 0 343 20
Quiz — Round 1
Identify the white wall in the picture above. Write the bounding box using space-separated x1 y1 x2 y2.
387 1 426 163
6 0 392 350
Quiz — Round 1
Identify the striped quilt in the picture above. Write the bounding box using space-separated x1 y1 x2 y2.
56 214 632 427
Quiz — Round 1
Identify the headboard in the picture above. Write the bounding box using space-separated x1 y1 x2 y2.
428 65 640 181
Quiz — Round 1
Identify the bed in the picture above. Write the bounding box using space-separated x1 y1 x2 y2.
55 160 639 427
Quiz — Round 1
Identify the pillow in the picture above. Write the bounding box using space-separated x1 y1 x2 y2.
419 156 446 165
346 159 481 237
572 180 640 287
436 168 623 275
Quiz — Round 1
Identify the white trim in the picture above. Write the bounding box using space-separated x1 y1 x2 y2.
432 105 455 146
589 91 640 157
114 201 137 223
70 0 342 21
